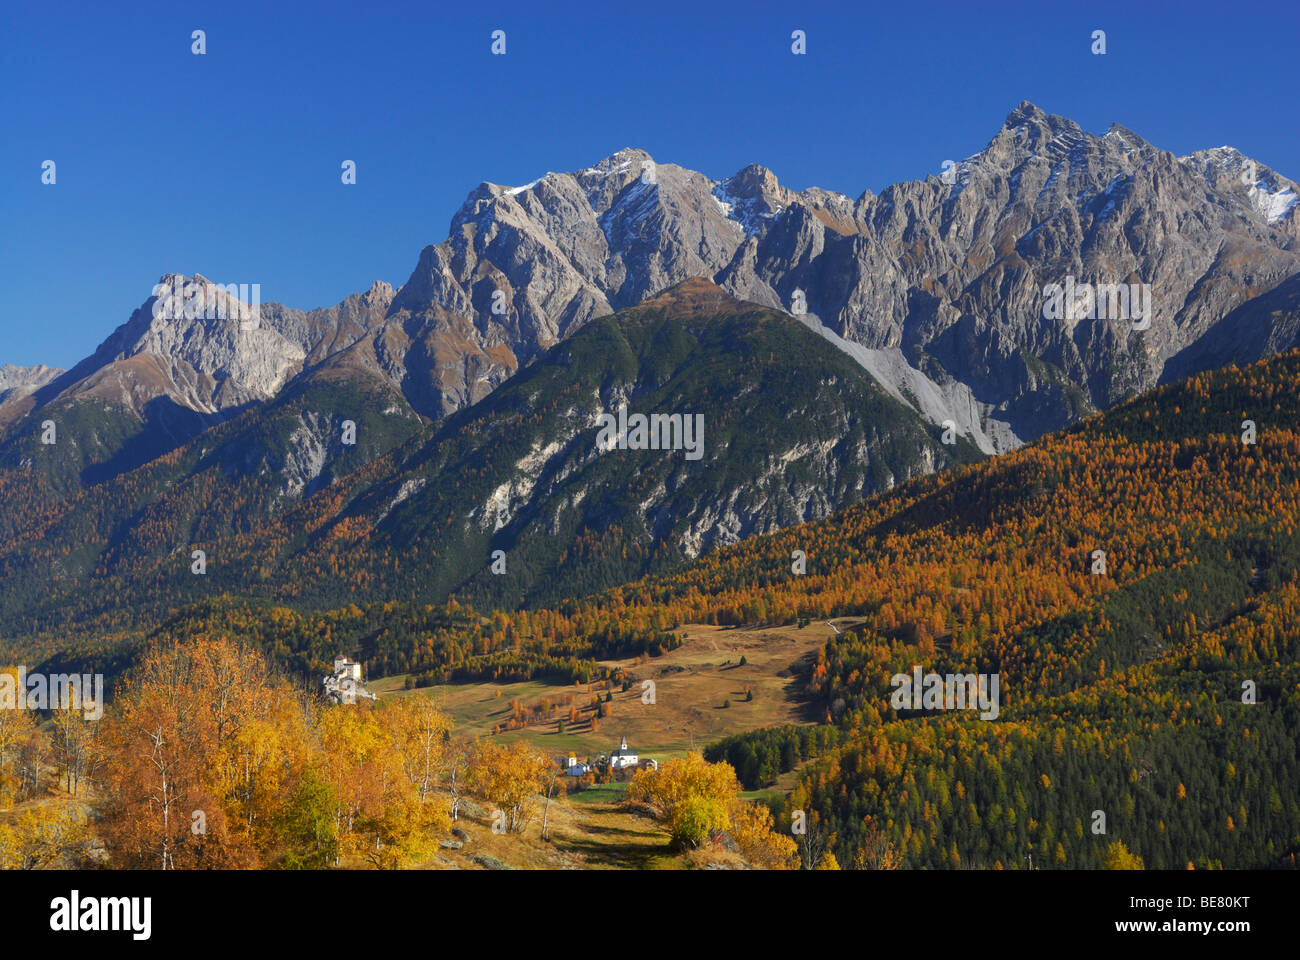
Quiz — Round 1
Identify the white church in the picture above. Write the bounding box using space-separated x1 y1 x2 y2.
609 735 639 770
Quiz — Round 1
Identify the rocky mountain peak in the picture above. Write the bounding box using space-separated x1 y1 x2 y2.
713 164 794 237
1103 122 1152 151
581 147 653 179
0 363 63 389
364 279 395 307
986 101 1085 159
577 148 656 211
1004 99 1048 126
1179 146 1299 224
46 274 307 416
724 164 785 200
0 363 64 415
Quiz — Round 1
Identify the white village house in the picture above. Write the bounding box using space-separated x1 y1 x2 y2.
323 655 376 704
565 755 590 777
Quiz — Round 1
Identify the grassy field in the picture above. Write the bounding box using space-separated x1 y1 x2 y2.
372 620 835 764
566 782 629 805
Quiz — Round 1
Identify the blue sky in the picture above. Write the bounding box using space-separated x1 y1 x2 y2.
3 0 1297 369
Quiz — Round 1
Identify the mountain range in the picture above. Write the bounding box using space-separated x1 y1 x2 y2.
3 99 1300 653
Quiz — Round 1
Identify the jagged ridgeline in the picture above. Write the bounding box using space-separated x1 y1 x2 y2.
0 281 979 661
5 100 1300 489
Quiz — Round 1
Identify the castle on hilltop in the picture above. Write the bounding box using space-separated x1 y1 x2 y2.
323 655 376 704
